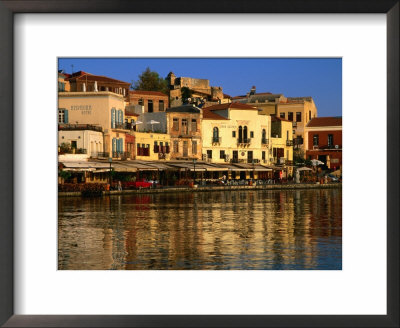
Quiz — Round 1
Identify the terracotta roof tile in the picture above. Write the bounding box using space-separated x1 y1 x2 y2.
130 90 168 97
202 109 229 120
307 117 342 127
203 103 258 111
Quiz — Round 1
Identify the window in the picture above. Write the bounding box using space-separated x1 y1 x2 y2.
280 112 285 119
238 126 242 142
173 118 179 131
182 119 188 134
313 134 319 146
287 150 289 159
262 151 266 160
159 100 164 111
296 112 302 122
232 131 236 138
58 109 65 123
207 150 212 159
309 110 311 121
191 119 197 132
286 130 289 140
220 150 225 159
328 134 334 147
154 141 159 153
192 140 197 155
71 140 77 149
213 127 219 142
243 126 248 141
148 100 153 113
250 131 254 138
111 108 116 128
138 98 144 106
288 112 293 121
58 82 65 92
173 140 179 153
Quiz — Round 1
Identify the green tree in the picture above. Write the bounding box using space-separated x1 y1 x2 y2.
132 67 168 94
181 87 193 104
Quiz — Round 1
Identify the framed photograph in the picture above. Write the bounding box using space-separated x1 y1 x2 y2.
0 1 398 327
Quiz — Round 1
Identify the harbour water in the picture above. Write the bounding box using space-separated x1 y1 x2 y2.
58 188 342 270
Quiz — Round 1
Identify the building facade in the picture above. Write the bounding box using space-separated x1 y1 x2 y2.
166 105 202 161
58 91 129 159
277 97 318 150
65 71 131 100
304 117 342 170
270 117 294 165
202 103 272 164
129 90 169 113
58 124 104 157
134 132 171 161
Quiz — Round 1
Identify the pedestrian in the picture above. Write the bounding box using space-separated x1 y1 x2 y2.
118 180 122 191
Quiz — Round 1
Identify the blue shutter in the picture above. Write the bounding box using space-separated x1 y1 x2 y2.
119 138 123 153
118 110 123 124
64 109 68 123
111 108 116 128
112 138 116 156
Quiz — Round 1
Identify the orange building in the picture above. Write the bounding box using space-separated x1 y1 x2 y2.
128 90 169 113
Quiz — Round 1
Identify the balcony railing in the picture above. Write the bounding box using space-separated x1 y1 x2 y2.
237 138 251 145
59 148 87 155
91 152 109 158
286 140 293 146
113 123 129 130
261 138 269 145
153 145 170 154
58 124 102 132
212 137 221 144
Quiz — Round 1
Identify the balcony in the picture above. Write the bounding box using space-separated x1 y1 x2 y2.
113 123 129 130
58 147 87 155
212 137 221 144
261 138 269 145
58 124 102 132
286 140 293 146
237 138 251 146
91 152 109 158
112 151 133 159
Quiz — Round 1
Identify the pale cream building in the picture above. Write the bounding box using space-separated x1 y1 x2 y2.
58 91 129 159
201 103 272 164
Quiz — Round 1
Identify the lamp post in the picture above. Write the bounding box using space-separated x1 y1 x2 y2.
252 159 255 183
193 158 197 185
108 157 112 187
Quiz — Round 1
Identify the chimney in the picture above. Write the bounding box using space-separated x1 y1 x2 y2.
250 85 256 96
94 81 98 92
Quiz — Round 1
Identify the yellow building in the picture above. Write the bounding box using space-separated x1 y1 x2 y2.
270 116 293 166
58 91 129 159
133 131 171 161
202 103 272 165
276 97 318 150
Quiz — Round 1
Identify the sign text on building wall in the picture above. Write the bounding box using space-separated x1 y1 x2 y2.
70 105 92 115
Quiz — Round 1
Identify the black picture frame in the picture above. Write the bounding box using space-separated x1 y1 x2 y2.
0 1 398 327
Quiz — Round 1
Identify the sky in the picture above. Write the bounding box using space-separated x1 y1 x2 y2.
58 58 342 117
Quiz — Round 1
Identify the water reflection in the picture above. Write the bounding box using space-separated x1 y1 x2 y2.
58 189 342 270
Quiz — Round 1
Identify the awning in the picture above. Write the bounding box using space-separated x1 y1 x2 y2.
297 167 313 171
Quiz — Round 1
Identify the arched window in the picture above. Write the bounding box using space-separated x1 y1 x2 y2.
243 126 248 141
238 126 243 142
213 127 219 142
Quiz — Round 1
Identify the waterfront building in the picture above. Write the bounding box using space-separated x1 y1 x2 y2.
202 102 272 165
58 124 104 158
65 71 131 100
134 131 171 161
304 117 342 170
232 86 318 152
270 116 293 164
167 105 202 161
276 97 318 151
128 90 169 113
58 91 129 159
